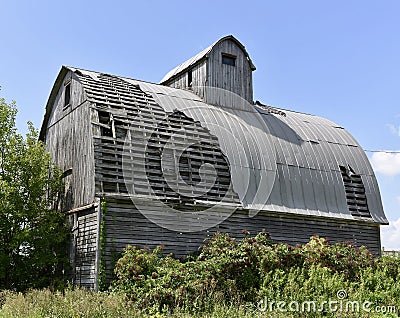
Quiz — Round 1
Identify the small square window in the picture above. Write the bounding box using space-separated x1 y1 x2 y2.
64 82 71 107
222 53 236 66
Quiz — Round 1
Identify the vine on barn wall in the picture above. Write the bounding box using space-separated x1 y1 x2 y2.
98 200 107 291
109 213 119 282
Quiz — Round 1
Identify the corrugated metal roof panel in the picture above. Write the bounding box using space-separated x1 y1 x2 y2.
255 108 385 222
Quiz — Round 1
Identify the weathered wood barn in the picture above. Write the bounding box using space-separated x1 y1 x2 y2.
40 35 388 289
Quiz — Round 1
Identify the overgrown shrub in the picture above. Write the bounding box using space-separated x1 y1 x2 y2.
112 231 400 316
1 231 400 317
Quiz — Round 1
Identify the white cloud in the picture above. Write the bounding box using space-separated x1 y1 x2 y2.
397 196 400 205
381 218 400 251
370 152 400 176
387 124 400 137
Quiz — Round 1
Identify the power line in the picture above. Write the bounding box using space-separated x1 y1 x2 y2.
364 149 400 154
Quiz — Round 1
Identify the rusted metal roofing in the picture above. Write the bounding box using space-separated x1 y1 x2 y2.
41 66 388 225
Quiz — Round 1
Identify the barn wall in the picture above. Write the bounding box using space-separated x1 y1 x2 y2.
163 38 254 106
71 205 99 289
205 39 254 105
46 71 86 125
165 71 186 90
44 71 95 210
164 61 207 100
101 197 381 281
192 62 208 98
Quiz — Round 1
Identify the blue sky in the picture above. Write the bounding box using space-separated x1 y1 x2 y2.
1 0 399 249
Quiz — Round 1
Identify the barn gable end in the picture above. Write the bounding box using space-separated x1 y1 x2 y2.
41 68 95 211
161 35 255 106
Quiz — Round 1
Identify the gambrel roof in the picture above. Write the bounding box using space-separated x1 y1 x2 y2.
40 66 388 225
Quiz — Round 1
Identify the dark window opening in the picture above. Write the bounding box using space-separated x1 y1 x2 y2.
64 82 71 107
222 53 236 66
98 111 112 137
339 165 371 218
187 69 192 87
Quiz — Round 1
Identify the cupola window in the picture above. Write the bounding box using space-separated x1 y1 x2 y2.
222 53 236 66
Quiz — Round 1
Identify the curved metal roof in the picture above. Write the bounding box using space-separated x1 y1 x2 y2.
41 66 388 225
133 80 387 224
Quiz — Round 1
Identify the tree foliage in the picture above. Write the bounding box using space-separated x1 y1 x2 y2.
0 91 69 291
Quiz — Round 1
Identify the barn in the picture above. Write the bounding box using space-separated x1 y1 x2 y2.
39 35 388 289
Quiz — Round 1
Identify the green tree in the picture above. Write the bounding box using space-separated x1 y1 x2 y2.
0 90 69 291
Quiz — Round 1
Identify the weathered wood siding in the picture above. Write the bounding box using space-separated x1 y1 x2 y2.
101 197 381 279
205 39 254 106
72 206 99 289
163 38 254 106
165 61 208 99
44 71 95 210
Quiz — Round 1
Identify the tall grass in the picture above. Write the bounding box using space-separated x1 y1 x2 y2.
0 288 133 318
0 288 263 318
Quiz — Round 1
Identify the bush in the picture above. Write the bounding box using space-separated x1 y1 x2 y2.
298 235 375 280
113 231 273 312
112 231 400 316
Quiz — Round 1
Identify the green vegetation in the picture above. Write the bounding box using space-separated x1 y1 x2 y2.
98 201 108 291
0 91 69 291
1 232 399 317
111 232 400 317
